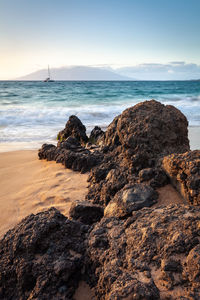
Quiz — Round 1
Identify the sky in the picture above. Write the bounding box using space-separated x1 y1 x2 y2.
0 0 200 79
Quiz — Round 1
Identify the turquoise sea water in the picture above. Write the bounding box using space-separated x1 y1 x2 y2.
0 81 200 151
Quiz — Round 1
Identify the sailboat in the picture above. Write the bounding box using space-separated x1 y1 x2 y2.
44 65 55 82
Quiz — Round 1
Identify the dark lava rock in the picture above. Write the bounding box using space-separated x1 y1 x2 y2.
104 100 189 157
38 143 56 160
57 115 88 145
38 117 104 173
86 165 128 206
86 100 190 207
69 201 104 225
163 150 200 205
1 205 200 299
59 136 81 150
0 208 88 300
87 205 200 299
89 126 104 144
38 101 190 207
104 183 158 218
38 141 103 173
63 150 103 173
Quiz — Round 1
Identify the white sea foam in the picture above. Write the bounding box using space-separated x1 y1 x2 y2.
0 81 200 150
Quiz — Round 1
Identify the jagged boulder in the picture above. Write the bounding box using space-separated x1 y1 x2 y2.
89 126 104 144
104 100 189 157
86 100 190 207
163 150 200 205
87 205 200 299
57 115 88 145
0 208 88 300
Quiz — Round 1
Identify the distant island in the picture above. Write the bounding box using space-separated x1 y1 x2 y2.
17 66 133 81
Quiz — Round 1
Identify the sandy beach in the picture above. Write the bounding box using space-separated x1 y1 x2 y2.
0 150 88 238
0 149 186 239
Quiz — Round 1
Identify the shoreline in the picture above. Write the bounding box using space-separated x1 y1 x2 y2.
0 126 200 153
0 150 88 238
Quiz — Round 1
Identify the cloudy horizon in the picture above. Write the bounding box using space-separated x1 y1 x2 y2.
15 61 200 81
0 0 200 80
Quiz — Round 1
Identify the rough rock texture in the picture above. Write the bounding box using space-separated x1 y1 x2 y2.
38 100 189 204
104 100 189 157
104 183 158 218
38 116 104 173
86 100 189 206
1 206 200 299
69 201 104 225
38 141 103 173
57 115 88 144
87 205 200 299
0 208 88 300
89 126 105 143
163 150 200 205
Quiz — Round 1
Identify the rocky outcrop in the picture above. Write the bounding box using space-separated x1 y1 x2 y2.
38 100 193 211
38 140 103 173
3 99 198 299
0 208 88 300
1 205 200 299
39 101 189 203
104 100 189 157
38 116 105 173
57 115 88 145
86 100 189 206
87 205 200 299
163 150 200 205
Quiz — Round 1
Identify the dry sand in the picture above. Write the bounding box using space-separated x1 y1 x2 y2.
155 184 187 207
0 150 88 238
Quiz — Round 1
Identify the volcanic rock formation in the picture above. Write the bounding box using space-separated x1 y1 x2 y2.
104 100 189 156
0 208 89 300
86 100 189 206
87 205 200 299
1 206 200 299
7 99 194 299
39 100 190 205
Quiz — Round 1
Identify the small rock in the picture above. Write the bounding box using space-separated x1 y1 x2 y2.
57 115 88 144
89 126 104 143
104 184 158 218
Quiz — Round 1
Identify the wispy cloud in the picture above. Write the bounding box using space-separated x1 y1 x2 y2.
116 62 200 80
170 61 185 65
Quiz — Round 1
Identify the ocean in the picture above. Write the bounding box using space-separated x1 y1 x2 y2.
0 80 200 152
